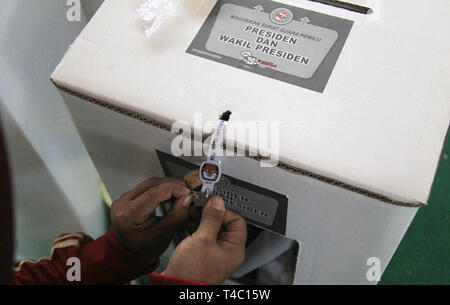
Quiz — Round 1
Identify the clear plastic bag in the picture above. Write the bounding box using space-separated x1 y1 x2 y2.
137 0 176 37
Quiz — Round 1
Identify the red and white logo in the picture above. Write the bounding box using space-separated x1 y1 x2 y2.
270 8 293 25
276 10 289 21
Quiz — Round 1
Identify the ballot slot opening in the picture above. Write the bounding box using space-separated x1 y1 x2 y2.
230 224 299 285
309 0 372 14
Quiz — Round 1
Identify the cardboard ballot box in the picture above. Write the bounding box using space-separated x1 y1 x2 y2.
52 0 450 284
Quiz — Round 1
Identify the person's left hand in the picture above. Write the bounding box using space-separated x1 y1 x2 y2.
110 177 192 265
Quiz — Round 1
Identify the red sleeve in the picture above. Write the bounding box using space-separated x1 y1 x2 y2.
12 227 157 285
148 273 207 285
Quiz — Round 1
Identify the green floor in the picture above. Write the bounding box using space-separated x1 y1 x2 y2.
380 128 450 285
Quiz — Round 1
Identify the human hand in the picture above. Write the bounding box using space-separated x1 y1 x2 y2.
110 177 192 265
163 197 247 284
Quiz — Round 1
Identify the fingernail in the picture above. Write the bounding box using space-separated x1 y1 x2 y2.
211 198 225 211
182 196 192 208
183 187 191 194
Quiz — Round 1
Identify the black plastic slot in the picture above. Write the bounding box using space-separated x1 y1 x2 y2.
309 0 372 14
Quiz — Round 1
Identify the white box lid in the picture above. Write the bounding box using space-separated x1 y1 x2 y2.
52 0 450 204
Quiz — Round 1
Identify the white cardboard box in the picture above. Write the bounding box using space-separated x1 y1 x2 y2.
52 0 450 284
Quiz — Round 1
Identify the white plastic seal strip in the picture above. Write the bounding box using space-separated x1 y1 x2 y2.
136 0 176 37
199 111 232 198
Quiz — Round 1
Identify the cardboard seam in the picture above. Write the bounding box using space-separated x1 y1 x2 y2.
53 82 424 208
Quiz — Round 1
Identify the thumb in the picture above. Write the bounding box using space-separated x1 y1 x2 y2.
196 197 226 241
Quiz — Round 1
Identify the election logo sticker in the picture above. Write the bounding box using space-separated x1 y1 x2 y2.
270 8 293 25
201 163 220 182
187 0 353 93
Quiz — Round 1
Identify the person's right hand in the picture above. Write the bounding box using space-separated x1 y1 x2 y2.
163 197 247 284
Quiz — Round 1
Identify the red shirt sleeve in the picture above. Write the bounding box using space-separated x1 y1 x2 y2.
12 227 157 285
148 273 207 285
